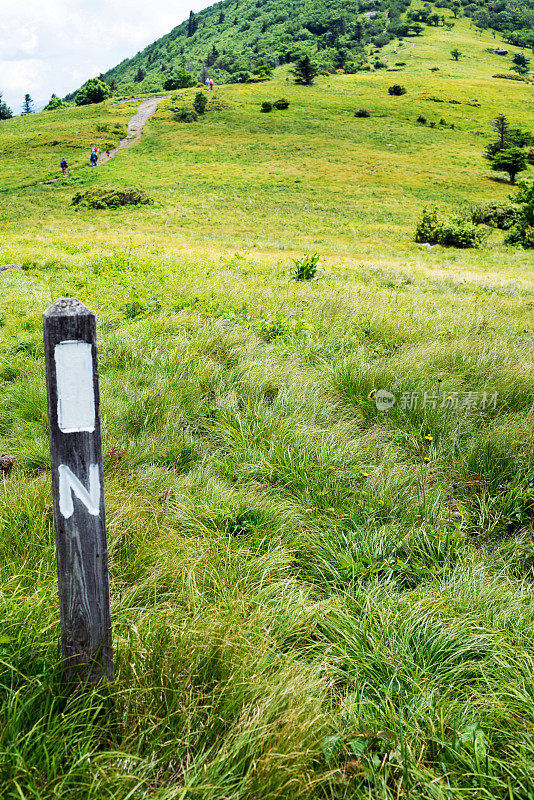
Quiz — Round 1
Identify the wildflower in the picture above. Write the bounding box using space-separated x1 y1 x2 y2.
424 457 431 463
362 472 369 478
415 513 422 518
425 434 433 442
445 395 453 402
368 389 376 399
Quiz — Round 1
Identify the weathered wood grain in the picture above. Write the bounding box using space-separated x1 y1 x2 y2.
43 298 112 687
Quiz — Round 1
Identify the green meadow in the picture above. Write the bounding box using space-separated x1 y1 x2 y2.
1 17 534 800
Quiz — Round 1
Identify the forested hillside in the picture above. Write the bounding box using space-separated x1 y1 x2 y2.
91 0 534 95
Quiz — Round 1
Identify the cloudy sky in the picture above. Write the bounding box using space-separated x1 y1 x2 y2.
0 0 212 113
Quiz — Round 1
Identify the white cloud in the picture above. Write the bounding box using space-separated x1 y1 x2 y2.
0 0 212 111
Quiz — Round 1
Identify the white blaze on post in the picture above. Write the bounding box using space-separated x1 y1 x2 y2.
44 298 112 686
55 341 95 433
58 463 101 518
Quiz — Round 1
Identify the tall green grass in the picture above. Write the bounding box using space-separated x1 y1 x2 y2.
1 17 534 800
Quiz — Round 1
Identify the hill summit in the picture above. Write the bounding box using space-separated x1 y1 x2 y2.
90 0 534 96
95 0 408 93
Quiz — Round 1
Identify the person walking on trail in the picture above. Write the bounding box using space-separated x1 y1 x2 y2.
208 78 214 90
60 157 68 177
90 146 98 167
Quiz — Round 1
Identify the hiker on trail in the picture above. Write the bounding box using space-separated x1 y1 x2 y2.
208 78 214 90
90 146 98 167
60 157 68 177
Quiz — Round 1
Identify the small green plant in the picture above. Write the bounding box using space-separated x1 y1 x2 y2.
388 84 406 96
273 98 290 110
354 108 371 117
261 101 273 113
417 115 427 124
292 252 319 280
193 92 208 115
71 188 152 209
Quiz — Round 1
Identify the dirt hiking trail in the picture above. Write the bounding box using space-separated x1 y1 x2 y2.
98 95 170 166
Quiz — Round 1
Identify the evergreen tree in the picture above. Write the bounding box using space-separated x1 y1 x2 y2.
206 44 219 67
0 92 13 120
134 67 146 83
187 11 197 37
511 52 530 74
291 53 318 85
485 113 511 159
490 147 528 184
22 93 34 114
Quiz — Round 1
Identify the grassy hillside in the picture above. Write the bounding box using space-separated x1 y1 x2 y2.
1 18 534 800
94 0 534 95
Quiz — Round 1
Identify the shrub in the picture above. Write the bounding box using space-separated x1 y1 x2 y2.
429 121 436 128
417 115 427 124
293 252 319 280
273 98 290 109
193 92 208 115
429 66 440 71
527 148 534 166
71 188 152 209
439 219 485 247
174 108 198 122
493 72 527 81
354 108 371 117
44 96 68 111
505 181 534 248
395 61 407 66
415 207 484 248
470 201 518 229
388 84 406 96
163 68 196 90
75 78 109 106
261 101 273 113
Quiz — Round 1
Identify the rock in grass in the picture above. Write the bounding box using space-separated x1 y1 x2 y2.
0 264 25 272
0 454 14 477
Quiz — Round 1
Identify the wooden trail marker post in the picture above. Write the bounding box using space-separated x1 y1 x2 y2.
43 298 112 687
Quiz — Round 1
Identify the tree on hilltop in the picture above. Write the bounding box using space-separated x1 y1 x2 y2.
75 77 109 106
22 93 34 114
187 11 198 37
0 92 13 120
291 53 318 85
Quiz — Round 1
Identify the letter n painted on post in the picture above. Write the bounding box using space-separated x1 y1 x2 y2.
58 463 101 519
